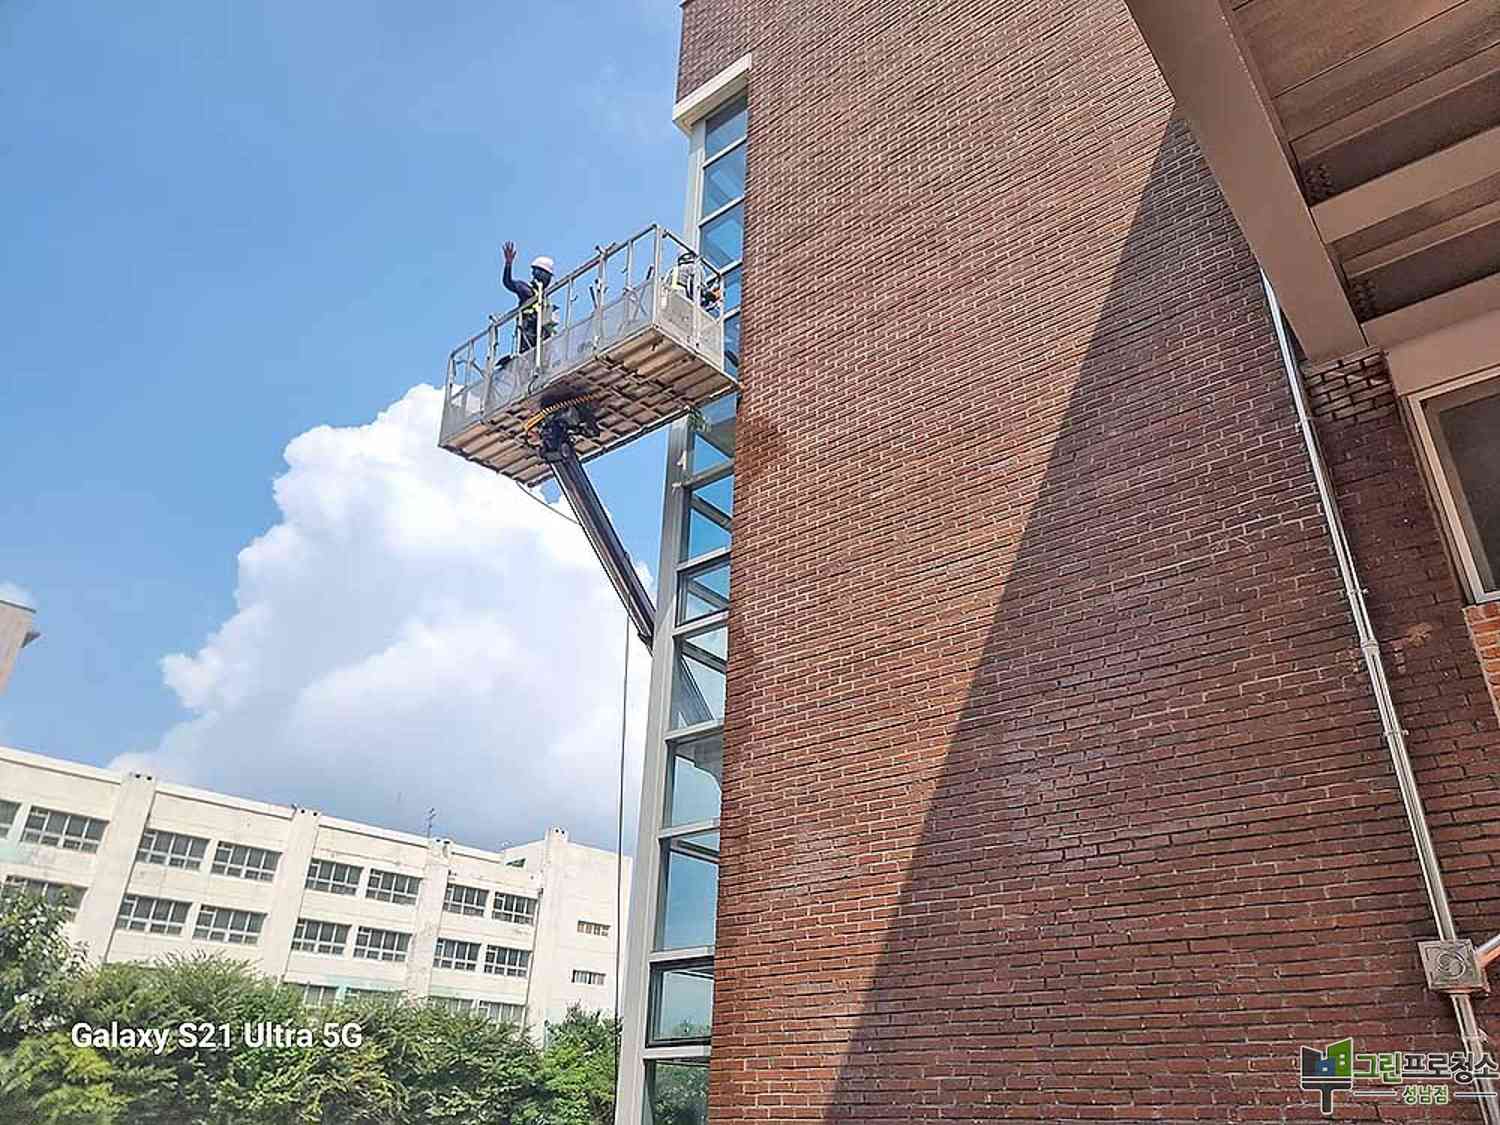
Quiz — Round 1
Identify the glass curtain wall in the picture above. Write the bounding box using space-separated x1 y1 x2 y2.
622 92 746 1125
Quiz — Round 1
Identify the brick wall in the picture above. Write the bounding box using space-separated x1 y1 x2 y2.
692 0 1500 1120
677 0 750 100
1465 604 1500 726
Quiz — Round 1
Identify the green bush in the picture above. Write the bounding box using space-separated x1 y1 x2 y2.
0 893 622 1124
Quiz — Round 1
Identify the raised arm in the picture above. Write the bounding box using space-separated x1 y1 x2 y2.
501 240 533 301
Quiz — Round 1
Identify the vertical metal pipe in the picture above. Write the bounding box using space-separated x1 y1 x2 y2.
1263 276 1497 1121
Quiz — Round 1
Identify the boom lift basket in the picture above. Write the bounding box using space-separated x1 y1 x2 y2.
439 225 737 486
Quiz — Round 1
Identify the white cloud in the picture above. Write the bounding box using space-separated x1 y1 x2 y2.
0 582 35 608
114 385 649 853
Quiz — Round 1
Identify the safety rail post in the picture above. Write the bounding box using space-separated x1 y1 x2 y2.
592 244 609 352
653 226 663 327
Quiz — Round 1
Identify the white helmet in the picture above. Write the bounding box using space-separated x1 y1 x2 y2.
531 255 555 274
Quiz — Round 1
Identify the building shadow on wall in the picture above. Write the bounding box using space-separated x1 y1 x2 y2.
817 113 1446 1123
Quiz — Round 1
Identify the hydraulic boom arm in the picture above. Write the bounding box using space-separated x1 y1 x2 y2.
537 408 656 647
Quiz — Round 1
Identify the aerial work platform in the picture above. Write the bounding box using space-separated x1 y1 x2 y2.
439 225 737 487
437 225 736 646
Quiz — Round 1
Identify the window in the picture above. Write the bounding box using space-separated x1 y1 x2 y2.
136 828 209 870
3 876 85 921
677 553 730 626
296 982 339 1007
665 732 723 827
116 895 190 935
505 858 526 869
647 1060 708 1125
578 920 611 937
211 841 281 882
21 806 107 853
483 945 531 978
366 868 420 906
475 1000 526 1025
671 623 727 730
305 859 362 896
658 830 720 952
345 988 400 1005
572 969 605 986
443 882 488 918
492 893 537 925
194 905 265 946
0 799 19 836
648 960 714 1045
699 95 746 378
434 938 481 972
1416 372 1500 600
681 474 734 562
353 926 410 963
291 918 349 956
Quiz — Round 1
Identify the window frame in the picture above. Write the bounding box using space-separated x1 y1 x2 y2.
291 917 350 956
115 894 191 936
352 925 411 963
434 937 482 972
1 799 22 836
1409 364 1500 603
211 840 281 882
443 881 489 918
136 828 209 870
483 944 532 978
193 904 266 946
305 858 363 896
3 875 85 920
492 892 538 925
21 806 107 853
366 868 421 905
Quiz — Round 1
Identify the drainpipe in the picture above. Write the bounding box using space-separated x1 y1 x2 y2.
1263 276 1498 1122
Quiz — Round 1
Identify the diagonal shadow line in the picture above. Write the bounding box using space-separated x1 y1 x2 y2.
807 115 1448 1123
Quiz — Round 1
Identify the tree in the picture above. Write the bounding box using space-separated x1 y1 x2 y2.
0 902 623 1123
0 893 86 1050
529 1006 619 1125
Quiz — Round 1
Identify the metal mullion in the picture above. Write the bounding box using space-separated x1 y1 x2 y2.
678 641 727 678
657 818 720 842
673 609 729 640
681 461 735 494
699 194 745 228
678 582 730 621
676 544 731 576
643 1044 712 1062
664 718 723 745
648 946 714 964
688 494 731 531
703 134 746 169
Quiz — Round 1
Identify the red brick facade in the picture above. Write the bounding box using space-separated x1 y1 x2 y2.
1464 604 1500 727
684 0 1500 1120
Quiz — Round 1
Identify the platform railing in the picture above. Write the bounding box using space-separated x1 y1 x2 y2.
441 225 726 444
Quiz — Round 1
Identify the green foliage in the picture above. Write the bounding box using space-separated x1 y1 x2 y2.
0 1033 127 1125
530 1006 619 1125
0 892 87 1050
0 904 621 1124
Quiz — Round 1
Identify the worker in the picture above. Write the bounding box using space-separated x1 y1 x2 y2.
501 240 558 363
668 250 722 315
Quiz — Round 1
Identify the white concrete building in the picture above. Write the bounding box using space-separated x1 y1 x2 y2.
0 744 629 1038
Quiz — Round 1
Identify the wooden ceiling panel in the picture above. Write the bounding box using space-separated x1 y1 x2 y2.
1274 1 1500 141
1240 0 1470 98
1296 67 1500 199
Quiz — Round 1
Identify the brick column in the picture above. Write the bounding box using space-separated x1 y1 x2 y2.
1465 603 1500 725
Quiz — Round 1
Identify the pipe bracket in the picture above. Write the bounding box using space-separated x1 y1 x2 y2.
1420 940 1490 995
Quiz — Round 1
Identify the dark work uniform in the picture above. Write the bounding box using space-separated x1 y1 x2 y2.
502 261 552 353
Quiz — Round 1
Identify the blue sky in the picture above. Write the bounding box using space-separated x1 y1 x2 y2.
0 0 685 843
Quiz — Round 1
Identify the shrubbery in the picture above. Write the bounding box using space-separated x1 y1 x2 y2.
0 892 619 1124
